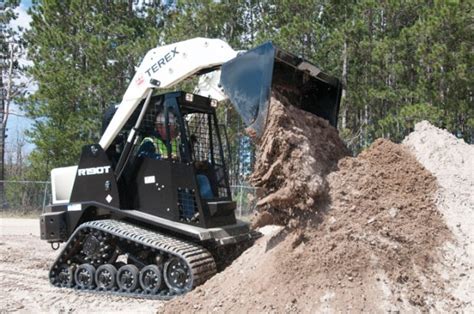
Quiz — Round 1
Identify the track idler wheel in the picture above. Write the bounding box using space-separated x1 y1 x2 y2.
117 265 139 292
75 264 96 289
164 257 192 293
139 265 163 294
95 264 117 290
53 263 76 287
81 232 113 266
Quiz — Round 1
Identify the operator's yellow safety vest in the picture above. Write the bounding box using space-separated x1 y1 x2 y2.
142 137 178 157
157 138 178 156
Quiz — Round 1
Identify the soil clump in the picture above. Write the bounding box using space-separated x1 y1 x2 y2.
250 97 349 227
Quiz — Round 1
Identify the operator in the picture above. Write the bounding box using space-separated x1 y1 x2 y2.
154 111 179 158
138 110 214 221
138 111 179 160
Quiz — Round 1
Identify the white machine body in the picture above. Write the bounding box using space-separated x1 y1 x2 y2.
51 166 78 204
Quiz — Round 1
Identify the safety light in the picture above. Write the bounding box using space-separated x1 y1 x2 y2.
185 93 194 102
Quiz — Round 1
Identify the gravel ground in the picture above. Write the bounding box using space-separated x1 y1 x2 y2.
0 218 162 313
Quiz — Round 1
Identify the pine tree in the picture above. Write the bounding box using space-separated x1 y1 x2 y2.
21 0 164 179
256 0 473 150
1 0 26 207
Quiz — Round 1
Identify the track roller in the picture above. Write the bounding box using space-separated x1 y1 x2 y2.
95 264 117 290
53 263 76 287
75 264 96 289
139 265 163 294
117 264 140 292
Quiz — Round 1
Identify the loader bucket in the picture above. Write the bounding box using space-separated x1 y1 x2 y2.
220 42 342 139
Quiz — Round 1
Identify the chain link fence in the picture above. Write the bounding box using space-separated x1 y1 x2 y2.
0 180 51 215
230 185 258 220
0 180 257 219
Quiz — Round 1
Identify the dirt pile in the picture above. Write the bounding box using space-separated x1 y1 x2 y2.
321 139 452 309
164 117 454 311
403 121 474 310
250 97 349 227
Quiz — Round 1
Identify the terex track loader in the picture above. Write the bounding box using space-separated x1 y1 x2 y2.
40 38 342 298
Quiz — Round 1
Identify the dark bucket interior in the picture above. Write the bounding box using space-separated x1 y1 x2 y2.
220 42 342 139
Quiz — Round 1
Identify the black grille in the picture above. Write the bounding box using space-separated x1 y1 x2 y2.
177 187 198 223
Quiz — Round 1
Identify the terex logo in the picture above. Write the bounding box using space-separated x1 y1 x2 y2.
145 47 179 77
78 166 111 176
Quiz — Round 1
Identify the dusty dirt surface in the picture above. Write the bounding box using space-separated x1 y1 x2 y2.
0 218 162 313
250 97 349 227
165 111 459 312
404 121 474 311
322 139 454 310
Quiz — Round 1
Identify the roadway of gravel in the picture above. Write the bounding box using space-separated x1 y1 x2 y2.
0 218 163 313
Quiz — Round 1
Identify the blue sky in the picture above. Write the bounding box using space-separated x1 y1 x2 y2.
22 0 32 7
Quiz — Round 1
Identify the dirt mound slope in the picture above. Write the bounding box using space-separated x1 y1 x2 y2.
403 121 474 310
321 139 453 310
164 112 454 312
250 97 349 227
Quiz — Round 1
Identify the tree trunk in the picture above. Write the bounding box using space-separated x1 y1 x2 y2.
0 46 15 208
341 40 348 129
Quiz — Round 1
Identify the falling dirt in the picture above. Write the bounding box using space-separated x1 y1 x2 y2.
250 96 349 227
164 105 460 312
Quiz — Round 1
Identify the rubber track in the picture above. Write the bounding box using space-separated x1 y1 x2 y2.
49 219 217 299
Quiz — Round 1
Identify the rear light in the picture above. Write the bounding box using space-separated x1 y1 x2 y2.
185 93 194 102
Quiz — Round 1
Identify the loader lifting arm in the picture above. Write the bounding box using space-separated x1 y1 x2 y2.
99 38 239 150
99 38 342 150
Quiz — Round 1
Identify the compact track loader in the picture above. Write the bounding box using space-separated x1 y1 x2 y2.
40 38 342 298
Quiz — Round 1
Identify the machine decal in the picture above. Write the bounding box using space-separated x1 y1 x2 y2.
135 73 145 86
144 176 156 184
67 203 82 211
145 47 179 77
105 194 113 203
77 165 111 176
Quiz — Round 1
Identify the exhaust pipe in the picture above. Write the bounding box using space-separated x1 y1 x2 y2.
220 42 342 139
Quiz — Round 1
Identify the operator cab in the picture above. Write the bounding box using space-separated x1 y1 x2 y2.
105 91 236 229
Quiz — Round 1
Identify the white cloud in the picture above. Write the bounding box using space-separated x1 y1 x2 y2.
8 5 33 68
10 5 32 33
7 4 34 88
